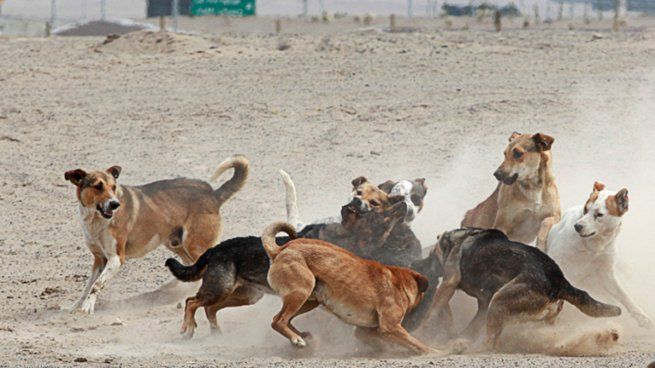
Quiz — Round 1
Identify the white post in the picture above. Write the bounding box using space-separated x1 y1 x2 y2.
172 0 179 32
318 0 325 14
100 0 106 20
407 0 413 17
302 0 308 16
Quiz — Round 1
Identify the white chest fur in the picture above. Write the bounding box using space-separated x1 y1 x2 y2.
78 205 117 258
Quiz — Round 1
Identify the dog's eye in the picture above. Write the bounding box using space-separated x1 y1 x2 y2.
356 190 362 196
595 212 604 218
370 200 380 207
94 183 104 191
513 149 523 159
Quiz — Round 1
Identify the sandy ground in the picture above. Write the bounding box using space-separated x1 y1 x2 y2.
1 19 655 367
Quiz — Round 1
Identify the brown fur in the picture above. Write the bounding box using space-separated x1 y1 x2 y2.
261 222 436 354
64 155 249 313
461 132 561 245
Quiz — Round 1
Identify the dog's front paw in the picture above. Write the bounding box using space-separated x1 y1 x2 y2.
291 336 307 348
74 297 96 315
633 313 654 329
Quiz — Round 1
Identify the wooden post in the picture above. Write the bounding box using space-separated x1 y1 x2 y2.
275 19 282 34
557 0 563 21
159 15 165 31
390 14 397 32
533 4 540 24
494 10 501 32
45 21 52 37
583 0 590 24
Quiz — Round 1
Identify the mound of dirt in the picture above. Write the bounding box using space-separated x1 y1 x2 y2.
96 30 218 54
54 20 149 36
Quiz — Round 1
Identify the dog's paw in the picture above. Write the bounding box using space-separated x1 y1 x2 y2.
595 328 620 347
634 313 654 329
291 336 307 348
74 298 96 315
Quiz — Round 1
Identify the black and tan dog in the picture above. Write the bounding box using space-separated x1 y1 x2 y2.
165 200 414 338
64 155 249 314
461 132 560 244
428 228 621 351
261 222 435 354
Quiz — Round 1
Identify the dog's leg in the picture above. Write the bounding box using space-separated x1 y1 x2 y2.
460 298 490 340
181 296 202 339
427 253 462 327
377 314 438 355
354 327 387 353
77 255 122 314
68 254 105 311
598 262 653 329
272 291 314 348
204 286 264 335
287 300 320 339
486 278 549 351
536 216 557 252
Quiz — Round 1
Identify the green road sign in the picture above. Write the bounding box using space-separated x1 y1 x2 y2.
190 0 256 16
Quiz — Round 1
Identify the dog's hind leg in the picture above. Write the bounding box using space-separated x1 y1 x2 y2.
182 263 237 338
485 277 549 351
204 285 264 334
287 300 320 339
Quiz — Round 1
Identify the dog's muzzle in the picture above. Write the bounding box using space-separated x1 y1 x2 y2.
97 199 120 219
341 203 362 229
494 170 518 185
574 223 595 238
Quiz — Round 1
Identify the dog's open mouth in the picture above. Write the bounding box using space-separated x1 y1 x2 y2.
502 174 519 185
96 205 114 219
578 231 596 238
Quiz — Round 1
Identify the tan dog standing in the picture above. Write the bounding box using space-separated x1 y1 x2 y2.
64 155 249 314
261 222 435 354
462 132 560 244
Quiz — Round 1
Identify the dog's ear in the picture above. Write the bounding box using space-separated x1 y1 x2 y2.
414 178 427 189
106 166 122 179
593 181 606 192
64 169 87 186
377 180 396 194
615 188 629 215
351 176 369 188
509 131 522 141
532 133 555 152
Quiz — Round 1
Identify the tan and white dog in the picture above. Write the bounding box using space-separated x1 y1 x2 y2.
462 132 560 244
64 155 249 314
542 182 653 328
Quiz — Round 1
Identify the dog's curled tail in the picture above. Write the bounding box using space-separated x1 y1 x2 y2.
165 251 211 282
279 169 304 230
210 154 250 207
560 283 622 318
261 222 297 260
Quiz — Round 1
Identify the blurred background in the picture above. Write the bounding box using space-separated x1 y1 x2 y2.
1 0 653 36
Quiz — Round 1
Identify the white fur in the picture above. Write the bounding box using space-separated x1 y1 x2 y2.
546 189 653 328
71 204 122 314
389 180 418 223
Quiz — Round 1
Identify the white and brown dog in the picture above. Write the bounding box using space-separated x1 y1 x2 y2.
64 155 249 314
542 182 652 328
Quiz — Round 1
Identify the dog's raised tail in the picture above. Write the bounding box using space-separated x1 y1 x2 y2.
261 221 297 260
210 154 249 207
165 251 212 282
279 170 304 230
560 283 622 318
